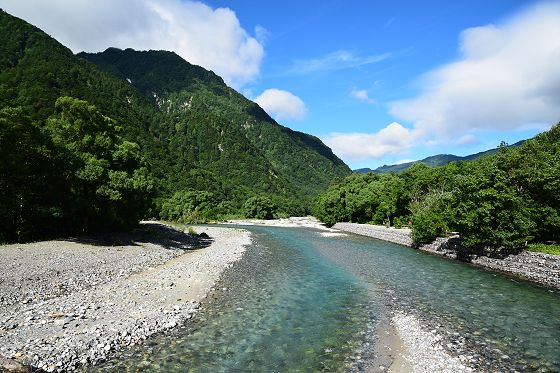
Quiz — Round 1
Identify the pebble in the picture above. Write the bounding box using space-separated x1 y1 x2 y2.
392 312 474 372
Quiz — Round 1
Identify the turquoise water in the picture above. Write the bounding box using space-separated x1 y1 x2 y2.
93 227 374 372
93 226 560 372
315 231 560 372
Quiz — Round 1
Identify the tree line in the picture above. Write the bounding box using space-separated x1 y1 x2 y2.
313 123 560 250
1 97 309 243
0 9 350 243
0 97 153 243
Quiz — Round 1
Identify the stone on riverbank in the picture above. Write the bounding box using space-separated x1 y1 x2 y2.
332 222 560 289
0 356 31 373
0 222 250 372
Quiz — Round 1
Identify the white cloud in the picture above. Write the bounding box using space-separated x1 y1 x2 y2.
289 50 389 75
254 25 269 44
456 134 479 146
254 89 307 121
0 0 264 88
390 2 560 140
350 88 376 104
323 122 415 161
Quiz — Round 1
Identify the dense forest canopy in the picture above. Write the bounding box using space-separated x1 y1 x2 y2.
0 9 350 242
314 124 560 249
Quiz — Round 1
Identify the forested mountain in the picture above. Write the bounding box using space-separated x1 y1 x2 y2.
79 48 350 203
0 9 350 242
355 141 525 174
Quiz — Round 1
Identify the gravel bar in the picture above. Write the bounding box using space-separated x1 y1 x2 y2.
0 222 250 372
391 312 474 373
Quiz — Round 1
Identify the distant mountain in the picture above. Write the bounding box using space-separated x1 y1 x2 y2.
355 141 525 174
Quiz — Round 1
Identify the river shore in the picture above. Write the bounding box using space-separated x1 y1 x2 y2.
333 222 560 290
2 217 527 372
0 222 250 372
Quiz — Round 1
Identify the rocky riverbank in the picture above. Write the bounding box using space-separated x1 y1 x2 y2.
225 216 337 230
390 312 475 373
333 222 560 290
0 222 250 372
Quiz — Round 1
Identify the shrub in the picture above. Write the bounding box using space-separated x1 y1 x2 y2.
393 216 410 228
526 243 560 255
409 189 455 244
159 190 216 223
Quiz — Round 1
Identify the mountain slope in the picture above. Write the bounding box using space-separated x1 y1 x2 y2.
80 48 350 202
0 9 350 223
355 141 525 174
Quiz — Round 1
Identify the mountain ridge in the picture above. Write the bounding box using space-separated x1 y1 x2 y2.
354 140 525 174
79 47 350 202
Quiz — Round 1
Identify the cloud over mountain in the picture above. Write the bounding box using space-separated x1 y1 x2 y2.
326 2 560 165
390 2 560 140
0 0 264 88
323 122 414 161
254 89 307 121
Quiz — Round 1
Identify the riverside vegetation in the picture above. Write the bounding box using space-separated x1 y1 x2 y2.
0 10 349 243
313 123 560 253
1 8 559 256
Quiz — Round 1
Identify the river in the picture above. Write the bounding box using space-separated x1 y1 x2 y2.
92 226 560 372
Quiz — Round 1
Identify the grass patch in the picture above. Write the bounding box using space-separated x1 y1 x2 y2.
187 227 198 236
527 243 560 255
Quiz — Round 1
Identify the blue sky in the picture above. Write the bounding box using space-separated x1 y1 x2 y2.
3 0 560 169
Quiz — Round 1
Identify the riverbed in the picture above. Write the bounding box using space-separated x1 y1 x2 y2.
93 225 560 372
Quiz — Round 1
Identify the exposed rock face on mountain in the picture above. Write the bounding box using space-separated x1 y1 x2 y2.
80 47 351 204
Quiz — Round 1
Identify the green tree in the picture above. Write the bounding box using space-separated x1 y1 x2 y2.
409 189 455 244
45 96 154 232
453 153 535 248
160 190 217 223
510 124 560 242
312 187 349 226
0 107 61 242
242 196 276 219
371 174 406 226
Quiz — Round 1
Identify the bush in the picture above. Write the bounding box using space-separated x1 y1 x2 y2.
393 216 410 228
453 157 535 248
159 190 216 223
410 210 449 244
409 189 455 244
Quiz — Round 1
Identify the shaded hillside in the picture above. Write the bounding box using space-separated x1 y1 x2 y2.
355 141 525 174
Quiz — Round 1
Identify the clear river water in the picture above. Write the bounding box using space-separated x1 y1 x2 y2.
93 226 560 372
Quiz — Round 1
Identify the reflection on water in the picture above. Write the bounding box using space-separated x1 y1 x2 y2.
92 226 560 372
